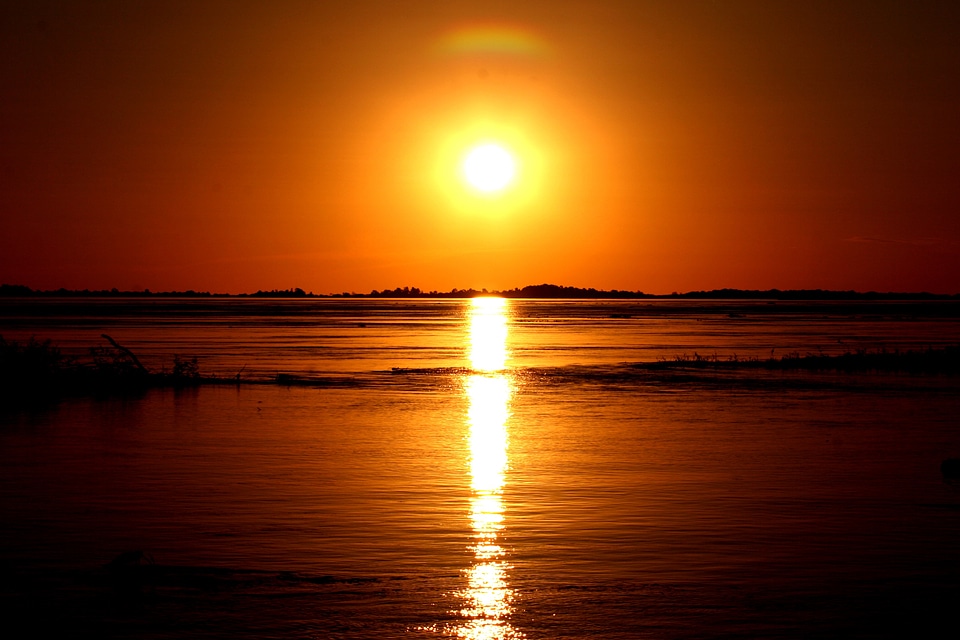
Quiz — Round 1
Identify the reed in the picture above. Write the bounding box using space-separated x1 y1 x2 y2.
0 335 204 407
655 346 960 374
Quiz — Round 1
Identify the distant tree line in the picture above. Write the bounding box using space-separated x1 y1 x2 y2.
0 284 228 297
1 283 957 300
665 288 957 301
241 288 310 298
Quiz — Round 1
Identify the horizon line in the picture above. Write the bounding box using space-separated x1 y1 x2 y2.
2 283 958 300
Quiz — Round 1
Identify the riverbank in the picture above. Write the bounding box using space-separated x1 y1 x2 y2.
4 333 959 409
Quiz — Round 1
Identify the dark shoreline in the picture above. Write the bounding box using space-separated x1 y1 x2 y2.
3 334 959 409
3 283 959 300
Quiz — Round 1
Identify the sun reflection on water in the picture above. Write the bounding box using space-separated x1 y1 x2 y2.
469 296 509 373
454 298 523 639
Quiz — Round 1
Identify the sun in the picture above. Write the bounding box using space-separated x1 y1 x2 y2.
463 143 516 193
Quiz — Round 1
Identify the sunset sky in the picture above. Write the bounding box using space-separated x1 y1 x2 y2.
2 1 959 294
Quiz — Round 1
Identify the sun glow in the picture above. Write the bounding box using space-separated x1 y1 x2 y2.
463 144 516 193
423 118 551 218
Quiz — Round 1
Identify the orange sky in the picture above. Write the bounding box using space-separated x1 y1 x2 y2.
2 1 959 294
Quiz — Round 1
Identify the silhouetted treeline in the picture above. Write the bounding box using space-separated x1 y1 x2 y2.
363 286 486 298
2 283 958 300
0 284 227 298
241 288 310 298
500 284 647 298
666 288 958 301
362 284 650 298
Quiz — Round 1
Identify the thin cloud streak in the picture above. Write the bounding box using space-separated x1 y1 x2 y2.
845 236 954 247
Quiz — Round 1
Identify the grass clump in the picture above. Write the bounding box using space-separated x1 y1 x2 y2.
1 335 203 408
653 346 960 374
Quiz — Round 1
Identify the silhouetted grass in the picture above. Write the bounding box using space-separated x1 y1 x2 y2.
0 335 205 407
4 335 959 409
648 346 960 374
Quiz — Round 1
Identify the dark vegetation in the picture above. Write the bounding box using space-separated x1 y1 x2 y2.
3 283 958 300
3 331 959 409
647 346 960 374
0 335 203 407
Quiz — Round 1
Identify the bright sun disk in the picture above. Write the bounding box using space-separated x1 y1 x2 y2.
463 144 516 193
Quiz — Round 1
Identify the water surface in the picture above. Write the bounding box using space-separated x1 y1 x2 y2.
2 298 959 638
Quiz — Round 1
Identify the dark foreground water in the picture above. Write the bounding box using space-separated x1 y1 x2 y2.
2 298 960 638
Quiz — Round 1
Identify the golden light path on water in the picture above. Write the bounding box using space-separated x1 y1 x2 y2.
455 297 523 639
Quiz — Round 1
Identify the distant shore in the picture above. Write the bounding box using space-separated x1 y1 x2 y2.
2 283 958 300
